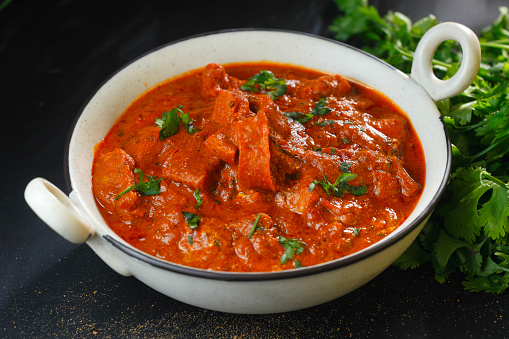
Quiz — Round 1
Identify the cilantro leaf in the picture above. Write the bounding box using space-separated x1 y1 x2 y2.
278 235 305 265
314 120 336 127
180 111 197 135
284 97 331 124
393 241 431 270
442 167 509 243
156 105 197 140
182 211 200 229
310 97 331 116
433 229 471 268
294 259 304 268
156 107 181 140
193 189 203 209
115 168 163 200
308 162 366 198
240 70 287 99
331 2 509 292
283 111 314 124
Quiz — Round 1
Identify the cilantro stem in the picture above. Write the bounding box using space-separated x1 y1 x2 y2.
481 41 509 50
484 173 508 187
393 45 452 69
248 213 262 239
467 130 509 161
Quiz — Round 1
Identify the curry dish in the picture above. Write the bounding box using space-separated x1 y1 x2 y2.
92 62 425 272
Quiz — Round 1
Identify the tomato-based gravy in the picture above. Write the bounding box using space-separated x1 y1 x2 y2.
92 62 425 272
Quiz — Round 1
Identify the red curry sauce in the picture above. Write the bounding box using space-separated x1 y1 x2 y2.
92 62 425 272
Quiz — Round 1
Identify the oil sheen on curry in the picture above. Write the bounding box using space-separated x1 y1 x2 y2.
92 62 425 272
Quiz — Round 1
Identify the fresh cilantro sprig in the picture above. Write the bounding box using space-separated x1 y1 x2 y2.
278 235 306 265
155 105 196 140
284 97 331 124
180 111 198 135
240 70 287 99
182 211 200 229
115 168 163 200
331 0 509 293
308 162 367 197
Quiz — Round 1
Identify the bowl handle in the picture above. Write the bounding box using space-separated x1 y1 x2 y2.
411 22 481 102
25 178 95 244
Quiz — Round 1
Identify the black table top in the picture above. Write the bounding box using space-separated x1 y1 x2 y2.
2 0 508 337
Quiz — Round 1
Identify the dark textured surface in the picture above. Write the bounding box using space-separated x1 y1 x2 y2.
1 0 508 337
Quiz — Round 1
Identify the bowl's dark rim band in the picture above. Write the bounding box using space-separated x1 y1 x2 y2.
64 28 452 282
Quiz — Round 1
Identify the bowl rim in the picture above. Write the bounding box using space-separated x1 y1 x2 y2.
64 28 452 282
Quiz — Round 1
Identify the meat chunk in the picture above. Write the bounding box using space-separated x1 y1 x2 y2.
200 63 243 97
122 126 163 168
162 137 221 190
204 127 238 165
281 171 320 214
285 74 351 100
390 156 422 197
210 89 252 126
370 115 409 142
201 63 228 97
92 148 138 221
236 110 275 191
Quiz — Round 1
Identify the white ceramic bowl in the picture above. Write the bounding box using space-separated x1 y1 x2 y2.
25 25 480 314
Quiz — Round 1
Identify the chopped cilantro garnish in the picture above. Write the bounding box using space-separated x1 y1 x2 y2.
340 162 352 173
314 120 336 127
284 97 331 124
180 111 197 134
155 105 196 140
283 111 314 124
156 106 182 140
115 168 163 200
193 189 203 209
240 70 287 99
308 162 366 198
247 213 262 239
294 259 304 268
278 235 306 265
182 211 200 229
310 97 332 116
352 228 361 237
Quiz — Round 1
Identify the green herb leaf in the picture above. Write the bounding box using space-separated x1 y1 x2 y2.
182 211 200 229
156 107 182 140
314 120 336 127
156 105 196 139
331 1 509 293
283 111 314 124
193 189 203 209
278 235 305 265
308 163 366 198
294 259 304 268
240 70 287 99
180 111 197 135
284 97 331 124
115 168 163 199
310 97 331 116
